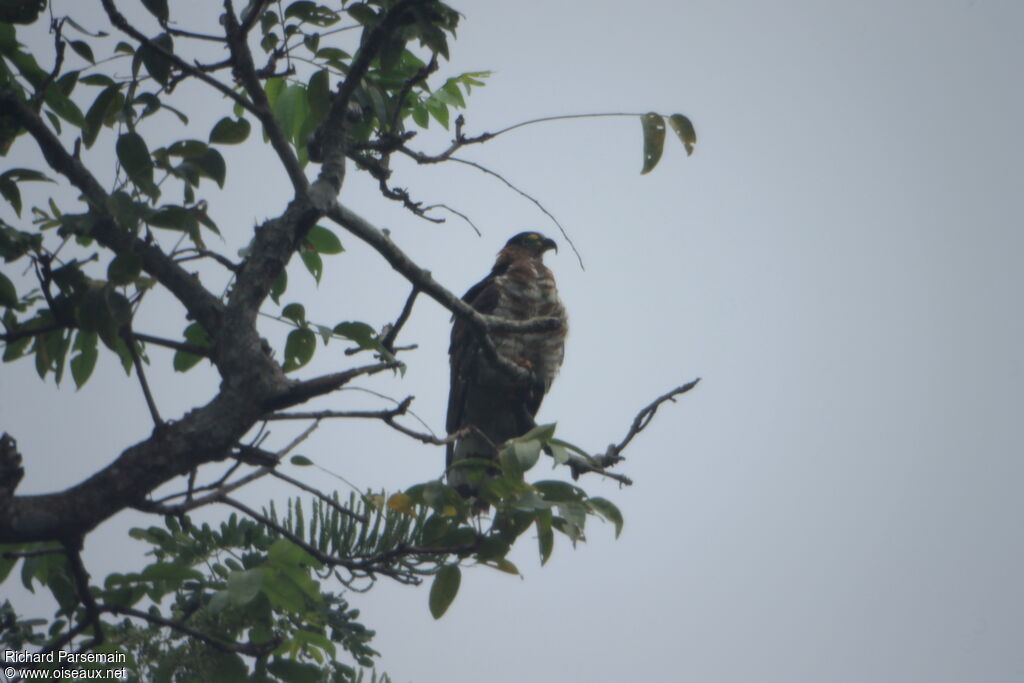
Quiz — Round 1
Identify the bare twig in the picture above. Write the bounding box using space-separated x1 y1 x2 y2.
31 19 66 111
421 203 482 236
172 248 241 273
608 379 701 458
449 156 583 270
123 329 163 427
64 542 103 646
268 396 459 446
132 332 211 358
140 421 320 513
380 287 419 353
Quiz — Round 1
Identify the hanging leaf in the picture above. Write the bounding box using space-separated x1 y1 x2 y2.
304 225 343 254
640 112 666 174
0 270 17 307
283 328 316 371
300 248 322 284
209 116 251 144
83 84 120 148
107 252 142 285
137 33 174 86
69 330 98 389
140 0 169 23
668 113 696 156
586 497 624 538
68 40 95 64
429 564 461 619
116 131 158 197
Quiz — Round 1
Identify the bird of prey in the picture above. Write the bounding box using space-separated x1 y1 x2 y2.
446 231 568 500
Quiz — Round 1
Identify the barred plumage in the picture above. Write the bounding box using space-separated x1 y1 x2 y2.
446 232 568 500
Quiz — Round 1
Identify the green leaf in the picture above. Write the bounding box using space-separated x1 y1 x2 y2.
190 148 226 187
70 330 98 388
270 268 287 304
68 40 95 64
44 82 85 128
137 33 173 86
107 252 142 285
517 422 556 443
227 568 263 606
331 321 393 362
429 564 461 619
283 327 316 371
172 321 210 372
304 225 343 254
0 270 17 307
550 441 569 466
166 139 209 158
267 659 323 683
116 131 158 197
299 247 322 284
141 0 169 23
533 480 585 503
290 455 313 466
209 116 251 144
587 497 624 538
306 69 329 125
83 84 119 148
140 562 203 582
273 82 309 144
640 112 666 174
0 178 20 216
281 302 306 325
511 439 541 472
536 511 553 565
668 113 697 156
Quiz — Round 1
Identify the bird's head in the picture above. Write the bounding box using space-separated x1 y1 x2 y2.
504 231 558 258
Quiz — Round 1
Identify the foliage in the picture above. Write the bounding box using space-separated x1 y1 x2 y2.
0 0 695 680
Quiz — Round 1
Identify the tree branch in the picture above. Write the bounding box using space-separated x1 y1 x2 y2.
261 360 403 411
221 0 308 195
0 90 226 336
98 0 258 118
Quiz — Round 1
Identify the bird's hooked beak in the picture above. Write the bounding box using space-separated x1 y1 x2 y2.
542 237 558 254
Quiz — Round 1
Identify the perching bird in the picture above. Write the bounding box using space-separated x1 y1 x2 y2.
446 232 568 500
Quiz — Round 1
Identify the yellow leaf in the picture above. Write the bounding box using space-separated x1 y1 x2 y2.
387 492 415 516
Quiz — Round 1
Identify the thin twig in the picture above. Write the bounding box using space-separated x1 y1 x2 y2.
421 203 481 236
608 379 701 458
132 332 211 358
381 287 419 352
449 156 583 270
123 329 163 427
139 421 321 513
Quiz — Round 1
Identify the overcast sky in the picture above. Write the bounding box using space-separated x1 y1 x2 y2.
3 1 1024 681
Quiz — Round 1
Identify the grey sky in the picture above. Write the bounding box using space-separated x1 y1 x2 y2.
3 1 1023 681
